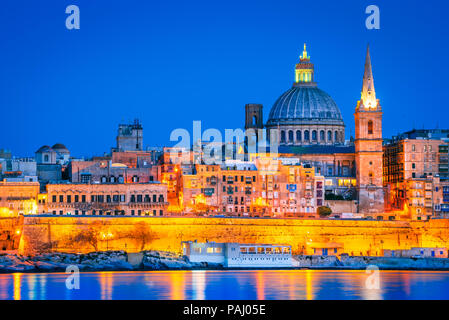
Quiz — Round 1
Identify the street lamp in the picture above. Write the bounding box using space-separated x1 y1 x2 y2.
102 232 113 251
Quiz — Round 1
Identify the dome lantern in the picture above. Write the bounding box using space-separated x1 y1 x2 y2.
295 43 315 84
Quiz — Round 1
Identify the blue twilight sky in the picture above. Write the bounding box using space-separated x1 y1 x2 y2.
0 0 448 157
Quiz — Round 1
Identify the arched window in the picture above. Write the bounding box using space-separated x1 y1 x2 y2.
327 130 332 142
101 176 107 183
304 130 310 141
335 131 338 142
320 130 325 141
110 176 116 183
280 130 286 143
312 130 317 141
253 115 257 126
288 130 294 142
296 130 301 142
44 154 49 162
368 120 373 134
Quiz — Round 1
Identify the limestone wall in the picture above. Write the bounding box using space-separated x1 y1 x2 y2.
324 200 357 214
16 216 449 256
0 217 23 250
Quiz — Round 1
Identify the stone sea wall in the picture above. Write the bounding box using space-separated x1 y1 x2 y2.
15 216 449 255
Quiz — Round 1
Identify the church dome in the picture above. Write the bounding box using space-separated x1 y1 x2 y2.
266 84 344 127
52 143 69 153
264 44 345 146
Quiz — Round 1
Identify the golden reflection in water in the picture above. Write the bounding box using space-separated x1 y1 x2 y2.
287 271 297 300
27 274 37 300
100 272 113 300
399 271 411 296
192 270 206 300
255 271 265 300
305 270 314 300
0 276 9 300
170 271 186 300
39 274 47 300
13 273 21 300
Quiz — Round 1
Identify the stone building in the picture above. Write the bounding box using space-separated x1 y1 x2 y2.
43 182 168 216
354 46 384 213
180 158 324 217
35 143 70 165
0 158 37 182
0 181 40 216
113 119 143 152
242 44 385 213
69 158 158 184
383 135 449 183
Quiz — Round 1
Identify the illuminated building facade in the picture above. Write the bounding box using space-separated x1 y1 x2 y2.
180 158 324 217
354 46 384 213
43 182 168 216
69 158 158 184
383 137 449 183
383 130 449 219
0 181 40 217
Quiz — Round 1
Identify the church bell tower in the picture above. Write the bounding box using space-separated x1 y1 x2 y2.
354 46 384 213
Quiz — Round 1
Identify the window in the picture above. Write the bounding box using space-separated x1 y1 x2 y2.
193 248 201 254
368 120 373 134
327 130 332 141
312 130 317 141
334 131 338 142
304 130 310 141
288 130 294 142
80 174 91 183
280 131 286 143
412 144 416 152
320 130 325 141
296 130 301 141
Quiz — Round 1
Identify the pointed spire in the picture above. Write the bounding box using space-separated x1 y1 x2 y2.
300 43 309 61
360 44 378 110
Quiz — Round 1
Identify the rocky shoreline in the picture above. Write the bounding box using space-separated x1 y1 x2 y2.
2 251 449 273
0 251 223 273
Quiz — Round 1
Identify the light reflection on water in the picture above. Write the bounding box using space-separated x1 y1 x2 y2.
0 270 448 300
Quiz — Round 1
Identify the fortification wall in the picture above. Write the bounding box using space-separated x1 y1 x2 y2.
16 216 449 256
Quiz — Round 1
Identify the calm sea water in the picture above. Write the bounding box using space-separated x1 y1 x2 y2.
0 270 448 300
